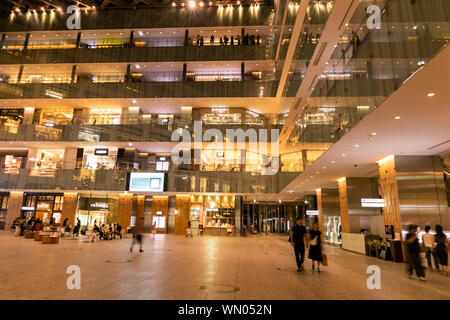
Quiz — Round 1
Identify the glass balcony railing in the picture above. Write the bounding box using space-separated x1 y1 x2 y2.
0 44 274 64
0 80 279 99
0 168 299 194
0 122 284 143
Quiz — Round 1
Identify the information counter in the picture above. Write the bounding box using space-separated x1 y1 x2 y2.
203 227 228 236
342 233 366 255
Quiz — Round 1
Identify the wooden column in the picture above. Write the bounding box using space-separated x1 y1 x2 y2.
61 192 78 226
134 195 145 228
338 178 350 233
118 193 133 229
5 192 23 230
174 195 190 235
378 155 404 259
151 196 169 233
316 188 325 243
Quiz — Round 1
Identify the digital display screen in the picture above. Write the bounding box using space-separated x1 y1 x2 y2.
128 172 165 192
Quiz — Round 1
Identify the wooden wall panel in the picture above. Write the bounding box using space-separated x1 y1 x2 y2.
61 192 77 226
118 194 133 229
151 196 169 234
338 178 350 233
174 195 191 235
5 192 23 230
378 156 405 260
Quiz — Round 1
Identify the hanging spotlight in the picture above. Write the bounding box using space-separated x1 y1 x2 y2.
189 1 196 8
199 1 204 7
15 8 21 13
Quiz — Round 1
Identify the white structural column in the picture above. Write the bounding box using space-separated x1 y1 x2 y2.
274 1 310 98
279 0 360 143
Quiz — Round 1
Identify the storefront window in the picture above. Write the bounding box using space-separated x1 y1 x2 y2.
0 109 23 134
281 152 303 172
80 148 118 182
3 155 22 174
39 108 74 125
29 149 64 177
88 109 122 125
200 149 242 171
21 193 63 224
323 216 342 244
0 194 9 230
190 195 235 236
75 194 119 227
202 112 241 125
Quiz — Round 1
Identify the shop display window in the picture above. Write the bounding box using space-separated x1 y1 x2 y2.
0 194 9 230
87 109 122 125
281 152 303 172
75 194 118 227
202 112 241 125
200 149 242 171
0 109 23 134
39 108 74 125
21 194 63 225
29 149 64 177
4 155 22 174
245 110 264 125
323 216 342 244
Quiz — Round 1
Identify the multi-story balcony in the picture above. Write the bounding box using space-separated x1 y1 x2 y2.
0 122 283 143
0 42 274 64
0 79 279 99
0 168 299 194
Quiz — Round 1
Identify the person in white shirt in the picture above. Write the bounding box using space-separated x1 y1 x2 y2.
422 225 439 271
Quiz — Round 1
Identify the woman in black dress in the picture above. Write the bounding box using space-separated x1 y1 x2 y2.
434 224 449 276
308 222 323 272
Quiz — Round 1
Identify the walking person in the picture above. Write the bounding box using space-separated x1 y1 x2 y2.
289 217 307 272
130 223 144 253
422 225 439 272
307 222 323 272
151 221 157 238
406 225 426 281
210 34 214 45
434 224 449 276
186 221 193 238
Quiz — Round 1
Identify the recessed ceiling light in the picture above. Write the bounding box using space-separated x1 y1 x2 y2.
394 116 401 119
322 166 327 169
331 161 335 163
371 132 377 136
355 144 359 147
427 93 435 97
341 154 346 157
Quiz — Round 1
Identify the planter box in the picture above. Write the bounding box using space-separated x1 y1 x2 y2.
24 231 35 239
34 233 43 241
41 236 60 244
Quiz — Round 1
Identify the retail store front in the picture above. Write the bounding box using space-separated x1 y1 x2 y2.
0 109 23 134
29 148 64 177
75 193 118 227
190 195 235 236
0 193 9 230
323 216 342 245
0 149 28 175
21 193 64 224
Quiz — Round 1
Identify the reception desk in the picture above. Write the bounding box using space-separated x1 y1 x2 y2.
203 227 228 236
342 233 366 255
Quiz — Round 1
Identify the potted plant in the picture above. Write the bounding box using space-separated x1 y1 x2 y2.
369 239 388 259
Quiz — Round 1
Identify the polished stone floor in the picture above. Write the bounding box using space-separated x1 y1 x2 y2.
0 231 449 300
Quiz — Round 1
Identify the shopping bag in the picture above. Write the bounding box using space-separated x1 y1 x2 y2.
321 253 328 266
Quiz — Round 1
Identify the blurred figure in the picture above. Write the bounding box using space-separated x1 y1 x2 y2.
130 223 144 253
92 224 100 242
434 224 449 276
406 225 426 281
422 225 439 272
186 221 193 238
210 34 214 45
151 221 157 238
308 222 323 272
115 223 122 239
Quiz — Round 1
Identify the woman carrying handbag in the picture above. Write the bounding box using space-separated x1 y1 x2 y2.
308 222 325 272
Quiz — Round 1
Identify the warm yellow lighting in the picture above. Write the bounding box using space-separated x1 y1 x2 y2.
377 155 395 164
315 188 321 192
199 196 203 200
199 1 204 6
427 93 435 97
189 1 196 8
338 177 346 183
172 2 176 6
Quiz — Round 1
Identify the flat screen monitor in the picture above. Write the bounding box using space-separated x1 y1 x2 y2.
128 172 165 192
